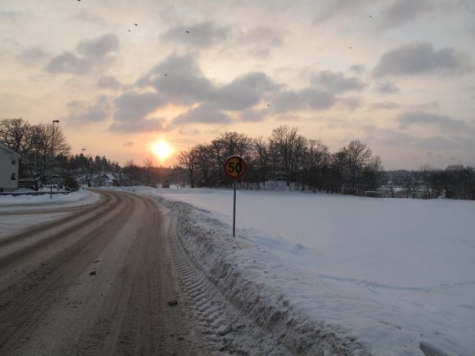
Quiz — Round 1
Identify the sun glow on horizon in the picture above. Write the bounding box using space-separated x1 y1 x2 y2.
151 140 173 162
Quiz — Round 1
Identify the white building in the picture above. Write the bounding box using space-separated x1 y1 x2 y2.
0 143 21 192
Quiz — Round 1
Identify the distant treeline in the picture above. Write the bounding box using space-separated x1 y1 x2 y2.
176 125 385 194
176 126 475 200
3 118 473 199
1 117 154 188
386 166 475 200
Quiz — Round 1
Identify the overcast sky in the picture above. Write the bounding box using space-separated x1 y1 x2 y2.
1 0 474 169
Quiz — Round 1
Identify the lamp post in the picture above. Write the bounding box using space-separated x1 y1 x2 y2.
81 148 86 188
50 120 60 199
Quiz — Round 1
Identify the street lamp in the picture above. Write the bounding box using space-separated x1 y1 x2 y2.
50 120 60 199
81 148 86 188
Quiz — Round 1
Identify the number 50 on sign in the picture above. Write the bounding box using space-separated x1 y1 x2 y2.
224 155 247 179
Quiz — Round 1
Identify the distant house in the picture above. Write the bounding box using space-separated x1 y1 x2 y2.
0 143 21 192
90 173 118 187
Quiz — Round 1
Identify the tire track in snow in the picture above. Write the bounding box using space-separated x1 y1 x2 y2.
167 204 293 356
161 198 372 356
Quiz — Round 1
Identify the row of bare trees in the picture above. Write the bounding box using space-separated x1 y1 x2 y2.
177 125 385 194
391 165 475 200
1 118 71 188
4 118 473 198
1 117 174 189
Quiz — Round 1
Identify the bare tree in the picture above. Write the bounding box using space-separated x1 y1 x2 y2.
177 148 199 188
361 155 385 192
24 123 70 186
205 132 253 186
143 156 155 187
251 136 270 187
303 139 330 191
0 118 37 155
418 164 435 198
328 150 347 193
344 140 372 194
195 144 213 187
122 160 142 186
269 125 307 187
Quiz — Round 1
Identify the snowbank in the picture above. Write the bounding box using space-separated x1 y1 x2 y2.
161 198 371 355
0 189 99 211
149 188 473 356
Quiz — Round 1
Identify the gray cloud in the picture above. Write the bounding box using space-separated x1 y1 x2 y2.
241 26 284 47
271 88 335 113
162 21 229 48
16 47 49 65
412 102 439 110
109 91 168 132
97 76 126 90
46 34 119 75
312 71 366 93
350 64 365 74
113 91 166 123
122 141 134 147
271 91 302 113
0 10 25 22
46 52 89 75
248 47 272 59
77 34 118 58
338 97 363 111
173 103 231 125
73 10 107 26
138 54 278 112
379 0 433 29
212 72 277 111
109 91 168 133
109 117 166 133
379 129 475 156
375 81 399 94
137 53 213 105
237 108 269 122
65 96 110 124
305 89 336 110
370 101 402 110
313 0 372 24
131 54 367 130
373 42 471 77
397 110 472 133
239 25 285 59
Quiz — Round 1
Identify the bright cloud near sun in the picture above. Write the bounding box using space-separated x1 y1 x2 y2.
1 0 475 169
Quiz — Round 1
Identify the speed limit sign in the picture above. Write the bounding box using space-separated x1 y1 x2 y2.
224 155 247 179
224 155 247 237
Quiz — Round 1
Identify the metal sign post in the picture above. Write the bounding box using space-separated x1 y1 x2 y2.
233 180 237 236
224 155 247 237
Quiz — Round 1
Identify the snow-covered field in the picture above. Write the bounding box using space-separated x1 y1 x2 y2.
1 187 474 355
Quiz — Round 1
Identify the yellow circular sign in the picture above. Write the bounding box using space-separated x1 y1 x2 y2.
224 155 247 179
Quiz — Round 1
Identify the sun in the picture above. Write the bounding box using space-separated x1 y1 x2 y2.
151 140 173 162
